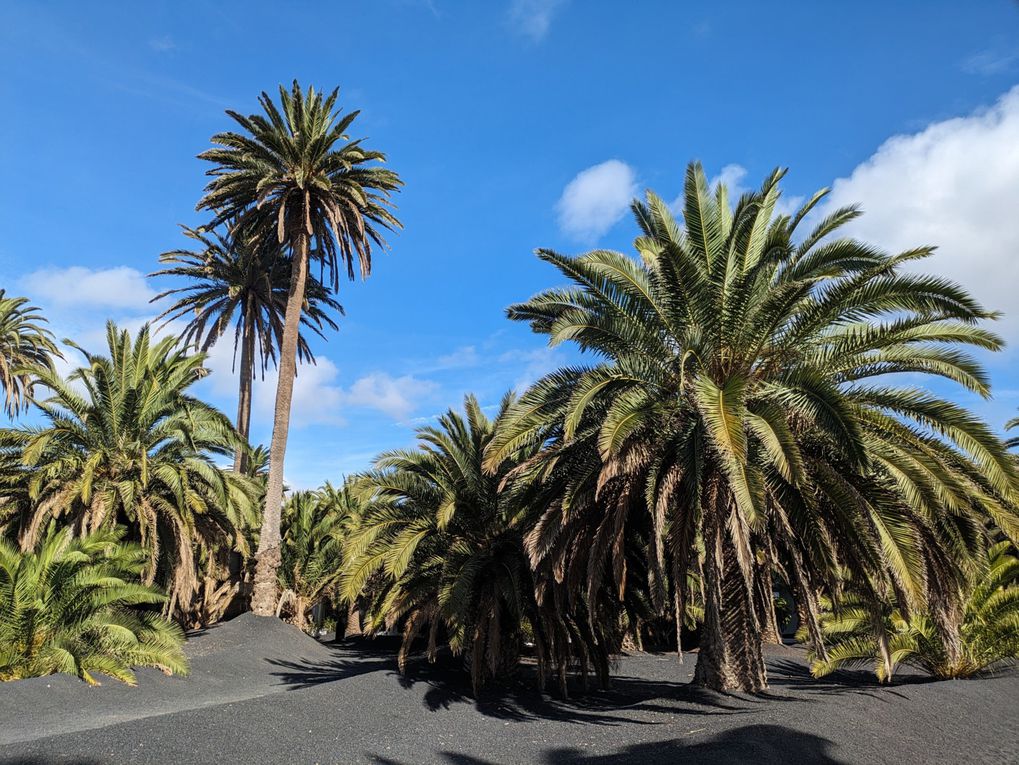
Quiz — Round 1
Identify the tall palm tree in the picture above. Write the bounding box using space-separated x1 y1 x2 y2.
1 526 188 685
151 224 342 472
0 290 61 417
488 163 1017 691
197 81 402 615
0 322 260 618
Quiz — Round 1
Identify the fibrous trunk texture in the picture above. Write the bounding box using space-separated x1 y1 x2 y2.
250 234 309 616
344 601 362 638
755 553 782 645
233 294 257 474
693 487 768 692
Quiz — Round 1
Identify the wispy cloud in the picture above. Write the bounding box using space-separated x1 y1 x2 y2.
962 48 1019 76
148 35 176 53
507 0 567 42
393 0 441 18
557 159 638 241
497 346 567 389
434 345 481 369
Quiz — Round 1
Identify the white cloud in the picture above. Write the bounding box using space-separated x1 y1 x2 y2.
250 360 437 429
508 0 567 42
821 86 1019 341
19 266 155 312
557 160 638 241
251 356 345 429
344 372 437 421
711 163 749 196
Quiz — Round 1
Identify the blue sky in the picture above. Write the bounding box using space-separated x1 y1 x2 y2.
2 1 1019 487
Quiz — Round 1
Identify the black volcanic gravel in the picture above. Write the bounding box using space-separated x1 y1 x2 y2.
1 614 1016 764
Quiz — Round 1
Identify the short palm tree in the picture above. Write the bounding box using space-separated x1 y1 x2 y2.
808 541 1019 681
488 162 1017 691
197 81 402 615
151 224 342 472
0 322 260 617
0 290 61 417
0 526 188 685
276 488 346 632
316 479 366 636
343 395 606 695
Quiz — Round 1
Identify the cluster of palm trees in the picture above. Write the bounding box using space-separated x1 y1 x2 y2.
0 82 400 682
337 165 1019 693
1 82 1017 694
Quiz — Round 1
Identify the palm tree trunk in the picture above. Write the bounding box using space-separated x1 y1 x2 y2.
250 233 309 616
233 295 256 474
693 480 768 692
755 546 782 645
344 601 362 638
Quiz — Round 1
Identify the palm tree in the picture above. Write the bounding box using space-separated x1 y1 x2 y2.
343 395 607 696
488 162 1017 691
276 488 346 632
0 290 61 417
151 224 343 472
808 541 1019 681
317 479 366 637
0 322 260 618
197 81 402 616
0 526 188 685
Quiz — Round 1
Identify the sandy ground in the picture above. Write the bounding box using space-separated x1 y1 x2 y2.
1 613 1016 764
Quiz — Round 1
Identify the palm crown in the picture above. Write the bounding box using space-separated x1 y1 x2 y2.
197 81 402 289
152 224 342 372
0 526 188 685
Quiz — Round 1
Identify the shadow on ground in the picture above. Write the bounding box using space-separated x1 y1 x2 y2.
369 724 842 764
267 639 395 689
767 658 935 700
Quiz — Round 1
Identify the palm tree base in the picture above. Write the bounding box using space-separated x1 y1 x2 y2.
249 545 281 616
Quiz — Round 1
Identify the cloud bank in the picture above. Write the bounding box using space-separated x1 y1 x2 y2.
822 86 1019 342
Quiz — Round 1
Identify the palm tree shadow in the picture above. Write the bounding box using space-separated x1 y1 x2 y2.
369 724 842 764
767 657 934 699
267 641 396 689
537 724 843 763
394 654 753 724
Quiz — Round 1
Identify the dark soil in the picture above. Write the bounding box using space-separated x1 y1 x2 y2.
1 614 1015 764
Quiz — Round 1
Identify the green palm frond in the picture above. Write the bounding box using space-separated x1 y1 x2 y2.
0 323 260 620
0 290 61 417
0 526 188 684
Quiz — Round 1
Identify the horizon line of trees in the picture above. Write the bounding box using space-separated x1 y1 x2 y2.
2 82 1018 694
